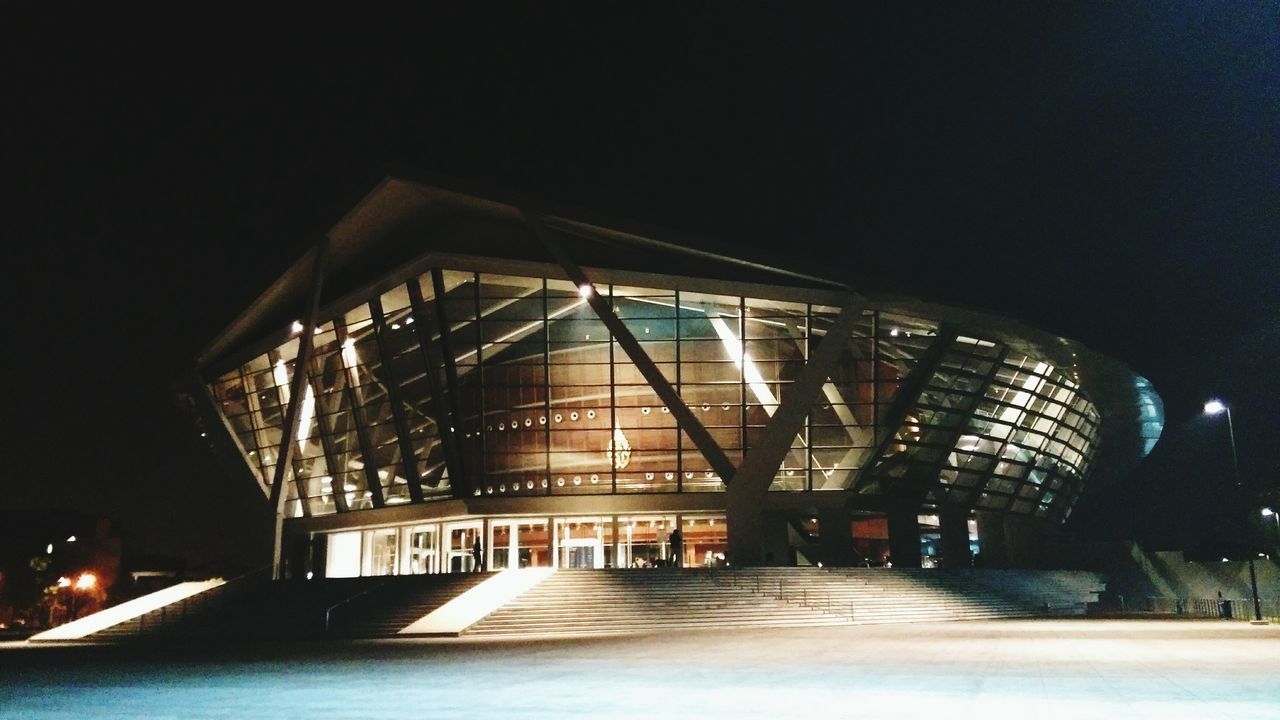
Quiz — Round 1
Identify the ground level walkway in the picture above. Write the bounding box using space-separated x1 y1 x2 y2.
2 619 1277 719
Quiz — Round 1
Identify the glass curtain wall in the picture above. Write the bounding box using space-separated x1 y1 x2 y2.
211 264 1100 520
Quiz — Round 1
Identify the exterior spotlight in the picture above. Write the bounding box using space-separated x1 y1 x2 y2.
1203 399 1226 415
75 573 97 590
291 320 304 334
57 577 71 588
1262 508 1275 517
66 535 76 542
578 284 594 298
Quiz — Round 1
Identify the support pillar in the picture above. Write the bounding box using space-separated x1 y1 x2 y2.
939 508 971 568
819 507 857 567
726 485 768 566
886 503 922 568
975 511 1008 567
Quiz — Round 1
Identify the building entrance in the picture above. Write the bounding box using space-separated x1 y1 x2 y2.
490 520 550 570
445 521 483 572
554 518 608 569
618 515 676 568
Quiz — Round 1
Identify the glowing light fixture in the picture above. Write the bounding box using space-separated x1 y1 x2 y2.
1203 399 1226 415
66 535 76 543
296 384 316 451
607 421 632 470
291 320 304 334
273 359 291 401
341 337 360 387
578 284 594 298
709 317 778 415
75 573 97 590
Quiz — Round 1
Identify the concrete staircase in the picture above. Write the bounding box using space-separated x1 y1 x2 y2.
721 568 1041 625
331 573 490 637
465 567 1056 637
55 567 1096 642
465 568 844 637
82 574 488 642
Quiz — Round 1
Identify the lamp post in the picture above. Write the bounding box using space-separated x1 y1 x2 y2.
1204 399 1263 623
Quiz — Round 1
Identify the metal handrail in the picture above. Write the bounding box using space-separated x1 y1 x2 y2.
134 564 273 637
323 581 389 635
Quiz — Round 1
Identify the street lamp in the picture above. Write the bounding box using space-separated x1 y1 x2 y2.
1203 399 1264 623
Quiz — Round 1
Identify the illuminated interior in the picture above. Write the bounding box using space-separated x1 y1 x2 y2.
190 178 1165 577
210 267 1107 522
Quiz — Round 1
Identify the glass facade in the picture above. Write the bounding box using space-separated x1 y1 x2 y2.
210 262 1108 522
320 513 727 577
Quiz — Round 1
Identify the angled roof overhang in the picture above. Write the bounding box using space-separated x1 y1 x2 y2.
196 175 844 370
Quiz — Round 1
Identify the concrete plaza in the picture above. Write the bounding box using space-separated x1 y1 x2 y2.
1 619 1277 719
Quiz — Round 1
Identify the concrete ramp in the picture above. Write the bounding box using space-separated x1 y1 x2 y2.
29 579 226 642
399 568 554 636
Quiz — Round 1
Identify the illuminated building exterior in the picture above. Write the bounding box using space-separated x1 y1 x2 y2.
186 177 1163 578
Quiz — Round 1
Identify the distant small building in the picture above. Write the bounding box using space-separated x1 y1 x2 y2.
184 176 1163 580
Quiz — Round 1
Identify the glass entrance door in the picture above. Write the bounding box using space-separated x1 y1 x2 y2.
489 520 550 570
491 522 514 571
445 522 483 573
618 516 676 568
555 518 606 569
404 525 439 574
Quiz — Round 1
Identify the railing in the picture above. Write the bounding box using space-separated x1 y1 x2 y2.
708 569 858 621
130 566 274 638
323 581 391 636
1140 596 1280 623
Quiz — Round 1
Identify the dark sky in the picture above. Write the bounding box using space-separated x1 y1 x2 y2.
5 6 1277 565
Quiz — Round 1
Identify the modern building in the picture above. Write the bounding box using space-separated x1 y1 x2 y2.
184 176 1164 579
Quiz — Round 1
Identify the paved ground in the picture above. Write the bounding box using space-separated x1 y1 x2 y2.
1 620 1277 719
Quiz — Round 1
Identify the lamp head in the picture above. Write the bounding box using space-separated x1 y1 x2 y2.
1203 399 1227 416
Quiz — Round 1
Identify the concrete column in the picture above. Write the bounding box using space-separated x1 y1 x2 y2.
726 485 768 565
886 504 922 568
610 516 620 569
976 511 1008 567
939 509 971 568
1004 514 1050 568
819 507 858 567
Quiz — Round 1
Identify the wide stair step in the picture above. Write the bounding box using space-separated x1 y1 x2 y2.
463 567 1049 638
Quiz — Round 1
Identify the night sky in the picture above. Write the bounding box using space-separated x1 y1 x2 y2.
6 6 1277 567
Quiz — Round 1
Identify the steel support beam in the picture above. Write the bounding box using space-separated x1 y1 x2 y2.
937 346 1010 507
849 324 958 495
269 239 329 577
411 273 469 497
304 360 349 513
726 293 864 565
523 209 737 483
333 316 386 509
269 240 330 514
369 297 425 503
